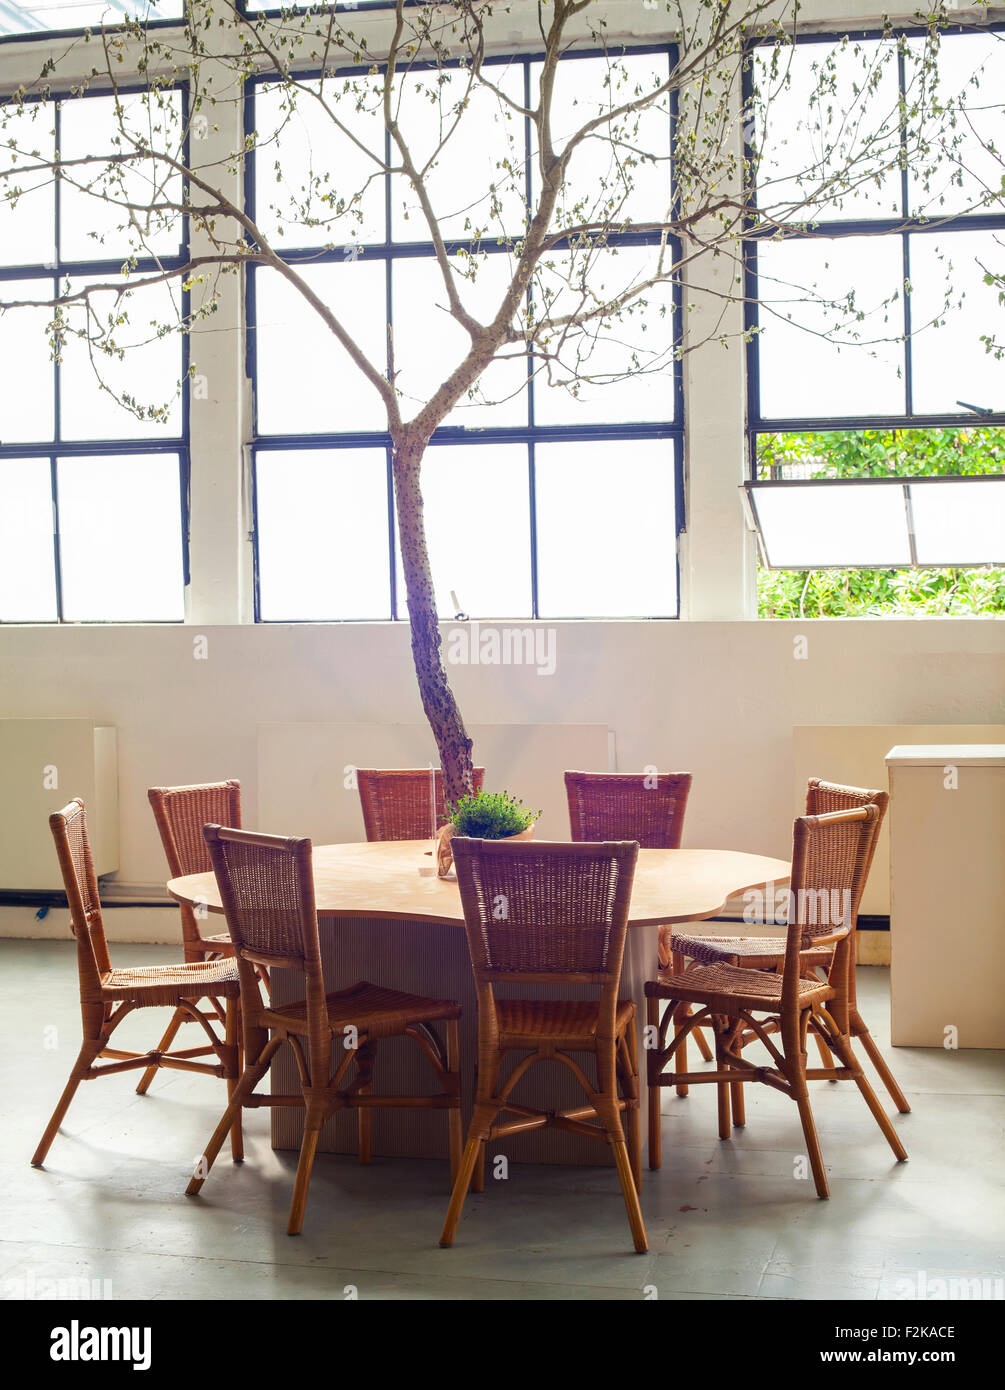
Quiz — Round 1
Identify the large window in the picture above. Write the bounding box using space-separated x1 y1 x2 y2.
0 89 188 622
0 1 182 41
745 27 1005 617
249 49 683 622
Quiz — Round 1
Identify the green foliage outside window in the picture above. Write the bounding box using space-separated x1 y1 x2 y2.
756 428 1005 617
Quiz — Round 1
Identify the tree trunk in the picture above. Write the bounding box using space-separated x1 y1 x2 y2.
391 437 475 806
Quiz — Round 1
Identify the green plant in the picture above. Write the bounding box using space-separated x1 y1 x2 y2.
445 789 540 840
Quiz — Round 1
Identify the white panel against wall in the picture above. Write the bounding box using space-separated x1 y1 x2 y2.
257 722 611 845
793 724 1005 916
0 719 118 889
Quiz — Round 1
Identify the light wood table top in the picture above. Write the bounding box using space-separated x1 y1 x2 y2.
168 839 790 928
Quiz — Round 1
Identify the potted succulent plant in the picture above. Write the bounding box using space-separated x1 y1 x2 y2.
436 790 540 877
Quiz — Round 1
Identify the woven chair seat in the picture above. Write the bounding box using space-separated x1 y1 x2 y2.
496 997 635 1045
99 956 239 1005
649 961 832 1012
671 932 834 968
261 979 460 1038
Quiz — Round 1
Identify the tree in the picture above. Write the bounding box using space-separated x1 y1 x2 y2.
1 1 999 799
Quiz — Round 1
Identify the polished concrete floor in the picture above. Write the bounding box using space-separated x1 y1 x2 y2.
2 939 1003 1301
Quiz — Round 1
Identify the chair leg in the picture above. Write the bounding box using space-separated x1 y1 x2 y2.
828 1028 909 1162
186 1045 275 1196
225 999 243 1163
813 1027 838 1081
135 1007 185 1095
287 1104 324 1236
730 1079 745 1127
472 1140 486 1193
446 1019 463 1189
612 1137 649 1253
646 994 662 1170
671 952 690 1096
691 1011 714 1063
31 1043 96 1167
855 1019 911 1114
440 1102 496 1248
786 1042 829 1199
713 1020 732 1141
620 1026 642 1193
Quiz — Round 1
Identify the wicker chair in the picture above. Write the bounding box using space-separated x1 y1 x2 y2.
32 800 242 1168
440 836 647 1253
646 805 909 1195
667 780 908 1117
186 826 463 1236
357 767 485 842
564 770 711 1083
140 781 258 1096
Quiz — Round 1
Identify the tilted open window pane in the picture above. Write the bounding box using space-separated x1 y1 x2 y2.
56 453 184 621
256 449 390 622
756 236 906 419
395 444 532 620
752 37 903 221
749 481 912 569
535 439 677 617
909 231 1004 418
0 0 182 37
0 280 55 444
910 478 1005 566
0 458 57 622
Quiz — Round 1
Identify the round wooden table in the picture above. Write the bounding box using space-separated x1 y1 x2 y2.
169 840 790 1167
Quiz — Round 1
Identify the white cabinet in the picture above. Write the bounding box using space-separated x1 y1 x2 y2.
0 720 118 890
887 744 1005 1049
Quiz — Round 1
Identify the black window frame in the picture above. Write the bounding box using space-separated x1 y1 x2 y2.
0 80 191 624
743 22 1005 499
247 43 686 624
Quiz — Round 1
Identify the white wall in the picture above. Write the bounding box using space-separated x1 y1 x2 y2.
0 617 1001 939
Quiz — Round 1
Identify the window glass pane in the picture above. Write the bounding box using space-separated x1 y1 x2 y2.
58 91 184 262
395 443 531 619
535 439 676 617
906 31 1005 219
909 231 1004 417
756 236 905 419
60 277 183 440
911 479 1005 566
0 278 55 442
531 244 676 425
752 38 902 220
756 427 1005 481
256 449 390 621
392 255 527 429
56 453 183 620
254 77 386 250
0 101 56 265
0 0 182 38
391 64 526 243
0 457 57 621
750 482 912 568
531 53 673 231
254 262 387 434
